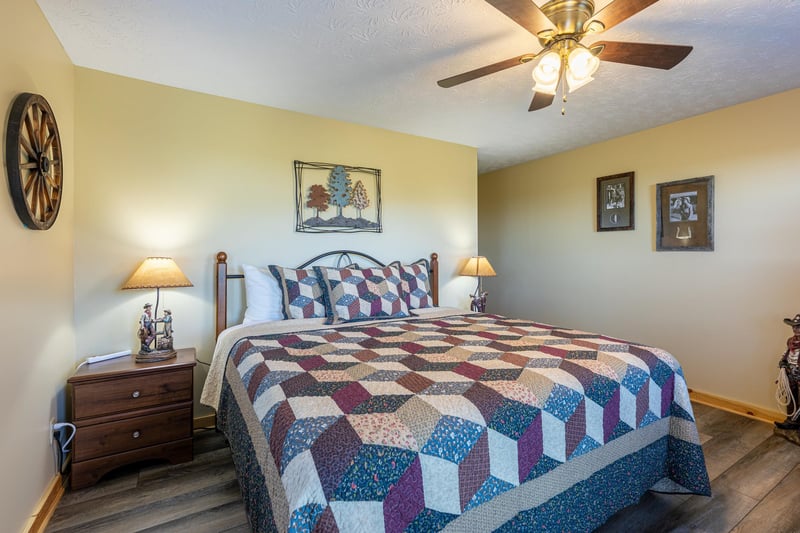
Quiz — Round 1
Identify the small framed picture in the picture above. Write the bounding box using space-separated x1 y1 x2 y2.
656 175 714 251
597 171 634 231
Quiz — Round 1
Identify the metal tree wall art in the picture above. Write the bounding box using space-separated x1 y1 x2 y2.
328 165 352 218
351 180 370 219
306 184 330 218
295 160 382 233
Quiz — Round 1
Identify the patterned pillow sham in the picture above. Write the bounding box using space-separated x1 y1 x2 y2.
315 265 410 324
268 265 327 320
389 259 433 309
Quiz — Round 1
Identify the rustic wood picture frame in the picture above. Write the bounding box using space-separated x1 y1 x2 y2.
597 171 634 231
656 175 714 251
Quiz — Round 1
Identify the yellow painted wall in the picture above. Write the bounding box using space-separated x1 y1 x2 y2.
73 68 478 412
479 88 800 414
0 1 75 531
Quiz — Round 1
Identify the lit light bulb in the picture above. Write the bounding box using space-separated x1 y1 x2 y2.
568 47 600 78
532 51 561 95
565 46 600 92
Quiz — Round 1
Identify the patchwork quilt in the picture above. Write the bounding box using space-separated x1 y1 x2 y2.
210 312 711 532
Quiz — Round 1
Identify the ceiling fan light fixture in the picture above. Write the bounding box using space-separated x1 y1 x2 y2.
532 80 559 95
563 45 599 92
531 50 561 94
565 70 594 92
586 20 605 33
567 46 600 79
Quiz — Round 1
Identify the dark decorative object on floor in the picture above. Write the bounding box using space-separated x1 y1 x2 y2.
775 313 800 432
773 426 800 446
121 257 193 362
295 160 382 233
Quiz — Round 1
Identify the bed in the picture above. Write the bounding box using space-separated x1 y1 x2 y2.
201 250 710 532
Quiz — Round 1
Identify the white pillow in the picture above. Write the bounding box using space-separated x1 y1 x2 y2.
242 264 284 325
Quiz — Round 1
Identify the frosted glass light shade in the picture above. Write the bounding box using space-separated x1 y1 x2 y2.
122 257 193 289
566 70 594 92
567 47 600 79
532 51 562 95
565 46 599 92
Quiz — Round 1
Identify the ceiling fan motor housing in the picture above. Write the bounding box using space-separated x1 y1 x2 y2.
540 0 595 40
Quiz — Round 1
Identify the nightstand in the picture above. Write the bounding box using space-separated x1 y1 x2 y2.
68 347 196 489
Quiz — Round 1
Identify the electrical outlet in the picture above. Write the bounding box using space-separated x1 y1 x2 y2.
49 417 56 445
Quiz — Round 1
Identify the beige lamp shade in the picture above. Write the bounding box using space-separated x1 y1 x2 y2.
459 256 497 278
122 257 193 289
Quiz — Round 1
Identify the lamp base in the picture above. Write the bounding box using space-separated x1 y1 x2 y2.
470 291 488 313
136 349 177 363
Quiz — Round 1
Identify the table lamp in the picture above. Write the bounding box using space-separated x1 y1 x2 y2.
459 256 497 313
122 257 193 362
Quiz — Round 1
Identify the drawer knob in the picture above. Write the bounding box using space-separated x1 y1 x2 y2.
132 431 141 439
131 390 140 398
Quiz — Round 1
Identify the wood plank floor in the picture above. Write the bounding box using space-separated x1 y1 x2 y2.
47 403 800 532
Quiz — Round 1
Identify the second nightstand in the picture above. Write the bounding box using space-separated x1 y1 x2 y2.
68 347 196 489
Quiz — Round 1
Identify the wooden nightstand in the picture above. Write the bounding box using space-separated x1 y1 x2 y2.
68 348 196 490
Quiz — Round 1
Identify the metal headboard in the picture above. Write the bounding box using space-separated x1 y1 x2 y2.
215 250 439 337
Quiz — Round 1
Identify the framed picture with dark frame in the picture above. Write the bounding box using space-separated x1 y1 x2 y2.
597 171 634 231
656 175 714 251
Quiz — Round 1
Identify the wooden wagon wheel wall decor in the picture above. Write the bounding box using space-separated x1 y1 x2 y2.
5 93 63 230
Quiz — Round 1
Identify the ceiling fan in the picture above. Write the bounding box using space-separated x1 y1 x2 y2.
438 0 693 112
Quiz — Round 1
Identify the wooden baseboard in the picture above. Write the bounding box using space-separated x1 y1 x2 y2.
27 415 214 532
689 389 784 424
193 413 216 429
24 473 64 533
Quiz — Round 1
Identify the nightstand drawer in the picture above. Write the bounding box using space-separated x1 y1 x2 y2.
72 367 192 420
73 407 192 462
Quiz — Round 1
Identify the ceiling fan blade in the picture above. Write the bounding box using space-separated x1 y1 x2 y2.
593 41 692 70
438 53 536 88
529 91 555 112
484 0 556 37
588 0 660 32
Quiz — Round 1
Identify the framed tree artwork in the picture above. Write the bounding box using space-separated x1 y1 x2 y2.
656 175 714 251
597 171 634 231
294 160 382 233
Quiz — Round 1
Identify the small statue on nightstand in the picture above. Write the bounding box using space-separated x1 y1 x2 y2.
135 304 177 363
156 309 174 351
137 303 156 353
775 314 800 430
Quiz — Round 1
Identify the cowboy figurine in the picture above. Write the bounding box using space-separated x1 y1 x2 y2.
137 303 156 353
161 309 173 338
776 313 800 430
156 309 174 351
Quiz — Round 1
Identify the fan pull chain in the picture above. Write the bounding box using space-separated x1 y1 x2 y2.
561 85 567 115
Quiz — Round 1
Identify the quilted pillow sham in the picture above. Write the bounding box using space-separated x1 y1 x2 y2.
389 259 433 309
315 265 410 324
268 265 327 320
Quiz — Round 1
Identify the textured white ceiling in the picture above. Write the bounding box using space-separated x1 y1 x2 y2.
36 0 800 173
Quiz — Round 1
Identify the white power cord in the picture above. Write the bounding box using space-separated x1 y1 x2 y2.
52 422 76 453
